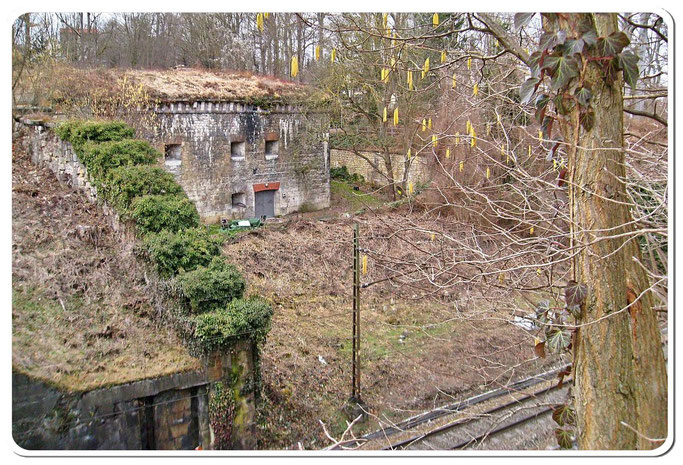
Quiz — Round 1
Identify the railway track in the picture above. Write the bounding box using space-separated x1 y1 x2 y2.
330 364 571 450
385 379 571 450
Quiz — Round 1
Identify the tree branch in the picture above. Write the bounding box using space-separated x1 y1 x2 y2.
474 13 531 67
624 107 667 126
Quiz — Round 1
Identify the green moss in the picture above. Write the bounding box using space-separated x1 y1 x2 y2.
175 257 246 314
141 227 225 278
130 194 200 235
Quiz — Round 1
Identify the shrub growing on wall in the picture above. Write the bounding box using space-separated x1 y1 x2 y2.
55 120 135 146
141 227 225 278
103 165 184 212
175 257 246 314
77 139 160 182
192 297 273 354
130 194 200 235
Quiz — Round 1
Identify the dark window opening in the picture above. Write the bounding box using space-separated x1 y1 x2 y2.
231 141 246 159
165 143 182 160
265 140 279 157
232 192 246 208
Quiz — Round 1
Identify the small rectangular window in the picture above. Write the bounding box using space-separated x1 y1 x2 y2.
231 141 246 160
164 143 182 173
232 192 246 208
265 140 279 158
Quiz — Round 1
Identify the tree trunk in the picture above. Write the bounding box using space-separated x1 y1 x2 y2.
557 13 667 449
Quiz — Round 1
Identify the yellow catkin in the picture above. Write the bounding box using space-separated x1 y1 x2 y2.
383 13 388 29
528 145 532 157
256 13 264 32
466 120 471 134
422 57 430 78
264 13 269 19
501 145 505 157
432 134 438 147
441 50 447 63
553 159 558 171
362 254 368 275
486 167 490 179
452 73 457 89
394 107 399 126
430 233 435 241
408 182 414 195
422 119 427 132
506 153 510 164
331 48 336 63
407 71 413 89
433 13 439 27
428 118 432 129
471 128 477 147
473 83 478 96
459 160 464 172
315 45 321 61
499 272 505 284
290 56 299 77
407 148 412 160
455 133 460 145
539 129 543 140
446 148 450 159
383 107 387 122
530 226 535 235
467 56 472 70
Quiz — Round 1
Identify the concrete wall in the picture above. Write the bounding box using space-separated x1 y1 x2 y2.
330 148 430 187
153 101 331 223
12 342 258 450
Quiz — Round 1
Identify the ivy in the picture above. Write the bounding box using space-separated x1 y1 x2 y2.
209 382 236 450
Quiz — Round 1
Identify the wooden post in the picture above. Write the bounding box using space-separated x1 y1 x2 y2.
352 222 361 401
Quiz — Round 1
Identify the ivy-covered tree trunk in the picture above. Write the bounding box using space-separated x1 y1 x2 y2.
554 13 667 449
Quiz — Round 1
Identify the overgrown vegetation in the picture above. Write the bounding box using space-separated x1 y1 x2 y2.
330 165 365 183
193 297 274 354
175 257 246 314
129 194 200 235
55 119 272 367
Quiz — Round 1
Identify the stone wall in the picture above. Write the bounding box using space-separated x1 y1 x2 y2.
15 120 259 450
330 148 430 187
152 101 331 223
12 342 258 450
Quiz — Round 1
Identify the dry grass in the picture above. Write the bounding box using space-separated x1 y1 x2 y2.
45 65 306 107
221 203 561 449
11 132 199 392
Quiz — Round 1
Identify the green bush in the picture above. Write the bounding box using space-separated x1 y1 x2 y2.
330 165 364 183
78 139 159 181
176 257 246 314
142 227 225 278
193 297 273 353
130 194 200 235
104 165 184 212
56 120 135 147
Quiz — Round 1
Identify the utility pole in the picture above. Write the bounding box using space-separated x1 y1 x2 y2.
351 222 361 402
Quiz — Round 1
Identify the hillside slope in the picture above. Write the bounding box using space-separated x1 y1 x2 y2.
12 132 199 392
